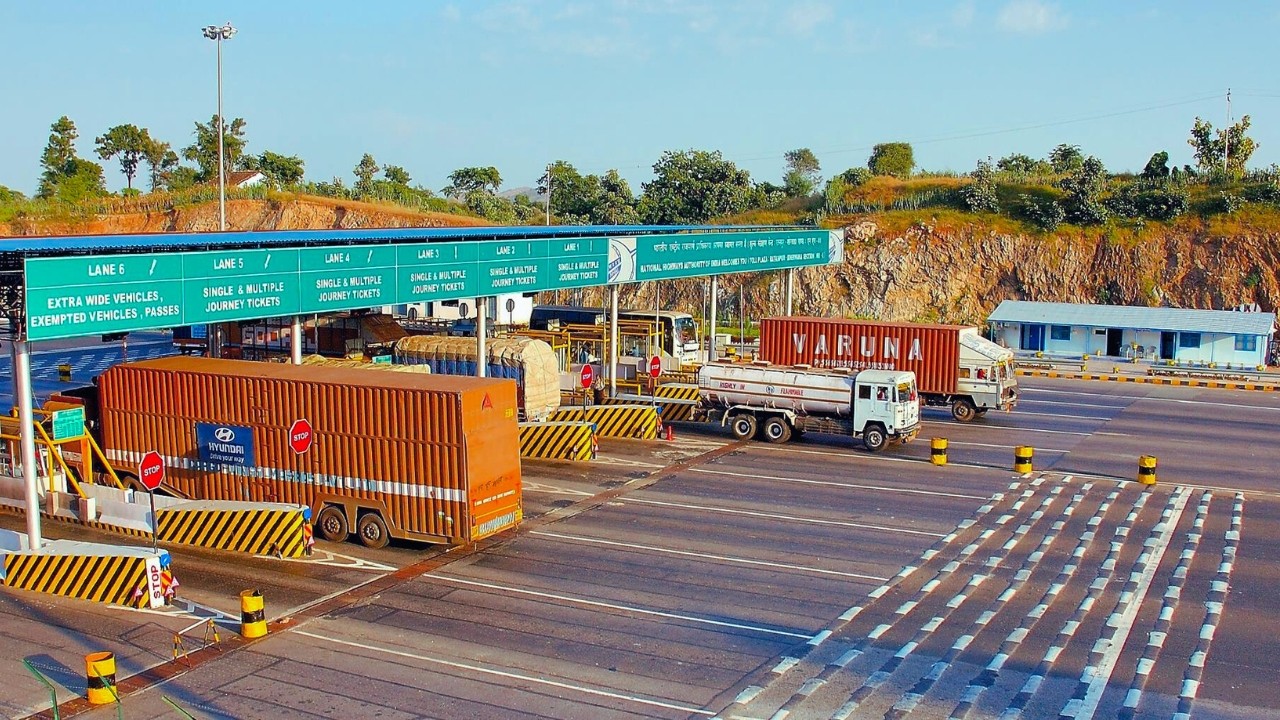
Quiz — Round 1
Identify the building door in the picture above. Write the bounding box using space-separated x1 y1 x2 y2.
1160 332 1176 361
1021 324 1045 351
1106 329 1123 356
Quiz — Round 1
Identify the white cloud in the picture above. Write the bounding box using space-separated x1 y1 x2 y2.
996 0 1065 34
784 2 835 37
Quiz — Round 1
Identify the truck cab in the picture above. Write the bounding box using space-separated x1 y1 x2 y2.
850 369 921 450
953 331 1019 421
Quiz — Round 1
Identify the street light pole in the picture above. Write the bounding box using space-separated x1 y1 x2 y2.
202 22 236 232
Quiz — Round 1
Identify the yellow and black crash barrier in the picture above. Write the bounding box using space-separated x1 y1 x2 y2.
519 420 595 461
240 589 267 639
931 438 948 466
601 394 699 422
3 550 154 607
156 506 309 557
1138 455 1157 486
1014 445 1034 474
653 382 701 421
58 363 73 382
549 404 658 439
85 651 117 705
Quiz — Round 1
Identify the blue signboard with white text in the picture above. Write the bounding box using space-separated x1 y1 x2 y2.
194 422 256 467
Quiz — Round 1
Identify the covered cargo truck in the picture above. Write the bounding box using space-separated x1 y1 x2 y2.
758 317 1018 422
94 357 522 548
697 361 920 452
393 335 561 422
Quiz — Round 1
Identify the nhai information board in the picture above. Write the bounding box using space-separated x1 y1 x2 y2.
23 228 841 341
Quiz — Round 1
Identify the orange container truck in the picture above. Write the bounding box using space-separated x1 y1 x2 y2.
93 357 522 548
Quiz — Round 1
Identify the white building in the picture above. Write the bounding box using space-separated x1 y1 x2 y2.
987 300 1276 366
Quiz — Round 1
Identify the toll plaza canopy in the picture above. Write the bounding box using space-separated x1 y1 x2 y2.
0 224 843 341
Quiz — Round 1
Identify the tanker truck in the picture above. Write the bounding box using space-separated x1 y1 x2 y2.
758 317 1018 422
697 360 920 452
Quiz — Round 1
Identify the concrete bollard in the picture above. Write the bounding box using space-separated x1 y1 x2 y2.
85 651 116 705
1014 446 1034 474
930 437 948 466
240 589 267 639
1138 455 1157 486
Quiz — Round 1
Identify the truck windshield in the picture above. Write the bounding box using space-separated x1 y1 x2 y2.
897 381 917 402
673 317 697 346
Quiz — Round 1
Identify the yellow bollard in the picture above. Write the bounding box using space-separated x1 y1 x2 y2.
85 651 116 705
240 589 267 639
1138 455 1157 486
1014 446 1034 474
58 363 72 382
931 437 948 466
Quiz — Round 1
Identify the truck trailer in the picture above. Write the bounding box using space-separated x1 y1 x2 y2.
758 317 1018 422
90 357 523 548
697 360 920 452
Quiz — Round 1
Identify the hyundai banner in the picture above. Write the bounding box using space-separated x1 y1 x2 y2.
194 422 256 467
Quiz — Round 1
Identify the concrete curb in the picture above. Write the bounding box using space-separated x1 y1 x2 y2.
1016 368 1280 392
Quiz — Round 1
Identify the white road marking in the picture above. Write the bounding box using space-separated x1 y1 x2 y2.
946 440 1071 453
688 466 989 500
1024 386 1280 412
623 497 946 537
425 574 814 638
532 530 889 581
1008 409 1114 421
1077 488 1192 717
521 481 595 497
279 549 397 572
294 629 715 716
1018 398 1132 410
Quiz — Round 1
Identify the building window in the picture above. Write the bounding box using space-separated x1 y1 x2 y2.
1179 332 1201 349
1050 325 1071 341
1235 335 1258 352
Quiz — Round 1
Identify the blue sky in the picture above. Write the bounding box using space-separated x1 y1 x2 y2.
4 1 1279 196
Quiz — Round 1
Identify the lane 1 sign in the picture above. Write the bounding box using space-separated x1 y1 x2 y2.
649 355 662 378
289 418 313 454
580 364 594 389
139 451 165 491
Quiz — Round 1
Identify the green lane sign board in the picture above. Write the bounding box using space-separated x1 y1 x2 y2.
52 407 86 440
23 229 839 341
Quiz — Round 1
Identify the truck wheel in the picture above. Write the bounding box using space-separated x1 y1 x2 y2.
316 506 349 542
762 417 792 444
951 398 977 423
863 425 887 453
357 513 390 549
730 414 758 440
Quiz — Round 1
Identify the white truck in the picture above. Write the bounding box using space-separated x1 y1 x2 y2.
696 361 921 452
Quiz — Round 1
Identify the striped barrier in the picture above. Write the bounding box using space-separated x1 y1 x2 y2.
156 506 310 558
602 393 700 422
549 404 658 439
1017 368 1280 391
1 543 171 608
519 421 595 461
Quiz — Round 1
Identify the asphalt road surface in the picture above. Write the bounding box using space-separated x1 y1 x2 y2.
2 365 1279 719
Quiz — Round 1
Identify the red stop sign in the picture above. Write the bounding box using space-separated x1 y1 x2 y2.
138 451 165 491
649 355 662 378
580 364 594 388
289 418 313 454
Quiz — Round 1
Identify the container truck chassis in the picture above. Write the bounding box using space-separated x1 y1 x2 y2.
702 406 918 452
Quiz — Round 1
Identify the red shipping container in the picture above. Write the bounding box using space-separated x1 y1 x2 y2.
97 357 522 547
758 317 965 395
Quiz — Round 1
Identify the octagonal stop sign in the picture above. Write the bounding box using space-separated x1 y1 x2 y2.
138 450 165 491
649 355 662 378
580 364 594 389
289 418 313 454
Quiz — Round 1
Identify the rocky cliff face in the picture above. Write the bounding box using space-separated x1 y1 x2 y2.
6 199 1276 325
1 196 488 236
571 215 1280 326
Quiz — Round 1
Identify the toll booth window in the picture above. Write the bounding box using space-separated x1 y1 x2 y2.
858 385 871 400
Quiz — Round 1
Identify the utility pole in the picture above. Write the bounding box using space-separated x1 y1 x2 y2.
545 164 552 226
1224 87 1232 176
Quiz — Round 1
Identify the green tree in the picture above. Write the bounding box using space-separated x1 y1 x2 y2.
383 164 411 185
353 154 380 195
1141 151 1170 181
539 161 603 222
838 167 873 186
1059 156 1108 225
638 149 756 224
250 151 306 187
996 153 1050 175
37 116 81 198
867 142 914 178
443 166 502 198
591 170 639 225
1188 115 1258 179
141 138 178 191
1048 144 1084 173
783 147 821 197
0 185 26 203
94 124 153 190
959 159 999 213
182 115 247 182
